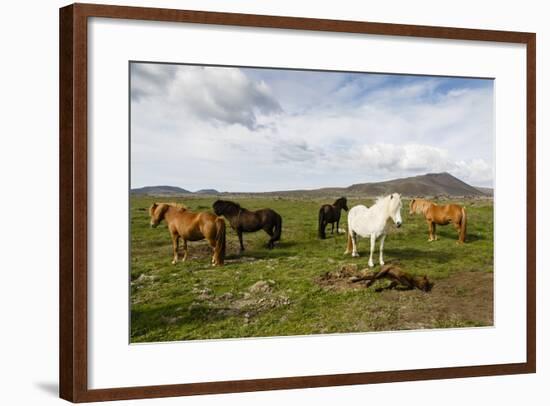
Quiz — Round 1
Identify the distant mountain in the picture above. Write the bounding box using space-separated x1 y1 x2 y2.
475 186 493 196
130 173 488 198
195 189 220 195
346 172 485 197
131 185 191 196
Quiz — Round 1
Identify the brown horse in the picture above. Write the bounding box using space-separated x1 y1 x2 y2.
409 198 467 243
213 200 282 251
149 203 226 266
408 198 432 215
318 197 348 239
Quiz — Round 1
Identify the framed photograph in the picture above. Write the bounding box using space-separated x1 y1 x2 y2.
59 3 536 402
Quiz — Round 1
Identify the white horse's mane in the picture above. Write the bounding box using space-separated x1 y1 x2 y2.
373 194 399 208
374 195 390 205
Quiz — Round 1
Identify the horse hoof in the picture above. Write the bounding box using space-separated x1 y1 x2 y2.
352 252 360 258
380 261 385 266
368 262 374 268
171 260 177 265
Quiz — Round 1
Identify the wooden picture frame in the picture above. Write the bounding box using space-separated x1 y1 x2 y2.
59 3 536 402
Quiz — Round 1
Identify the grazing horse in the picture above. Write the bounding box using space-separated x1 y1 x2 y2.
213 200 282 251
409 198 467 243
318 197 349 239
149 203 226 266
345 193 403 268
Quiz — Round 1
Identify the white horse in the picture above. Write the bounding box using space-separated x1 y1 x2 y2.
344 193 403 267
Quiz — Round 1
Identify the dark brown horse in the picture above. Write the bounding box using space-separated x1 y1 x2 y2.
149 203 226 266
318 197 348 239
212 200 282 251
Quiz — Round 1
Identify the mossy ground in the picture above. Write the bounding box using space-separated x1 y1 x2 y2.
130 196 493 342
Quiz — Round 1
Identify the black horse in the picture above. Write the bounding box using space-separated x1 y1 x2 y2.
213 200 282 251
318 197 348 239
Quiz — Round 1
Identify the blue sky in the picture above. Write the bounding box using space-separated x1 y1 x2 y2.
131 63 494 192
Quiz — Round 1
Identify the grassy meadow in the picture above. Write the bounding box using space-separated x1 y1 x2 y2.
130 195 493 343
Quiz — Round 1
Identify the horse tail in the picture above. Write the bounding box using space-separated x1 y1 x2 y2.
459 206 467 243
214 217 226 265
273 213 282 243
318 208 326 239
345 215 353 254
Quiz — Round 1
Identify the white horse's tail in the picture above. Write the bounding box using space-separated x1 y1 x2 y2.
345 212 354 254
459 206 467 243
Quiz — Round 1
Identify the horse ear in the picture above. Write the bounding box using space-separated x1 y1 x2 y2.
390 194 393 199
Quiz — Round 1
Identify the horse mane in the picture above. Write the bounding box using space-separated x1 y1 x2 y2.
150 202 187 217
371 194 402 213
213 200 242 216
333 197 347 206
162 202 187 211
373 194 391 206
412 198 433 215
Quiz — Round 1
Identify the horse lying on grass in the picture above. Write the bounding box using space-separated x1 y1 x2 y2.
149 202 226 266
318 197 348 239
213 200 282 251
351 264 433 292
409 198 467 243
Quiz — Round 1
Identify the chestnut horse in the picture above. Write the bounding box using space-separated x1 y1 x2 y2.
149 203 226 266
409 199 467 243
213 200 282 251
318 197 349 239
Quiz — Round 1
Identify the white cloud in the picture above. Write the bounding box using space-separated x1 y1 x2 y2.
360 143 449 172
132 64 281 130
356 143 492 186
131 64 494 191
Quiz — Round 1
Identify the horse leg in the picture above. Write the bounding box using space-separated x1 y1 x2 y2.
428 220 435 241
206 237 217 266
379 234 386 266
351 232 360 258
182 239 188 262
238 229 245 252
331 222 334 235
368 234 375 268
336 219 340 234
264 226 274 249
171 234 179 265
453 221 461 243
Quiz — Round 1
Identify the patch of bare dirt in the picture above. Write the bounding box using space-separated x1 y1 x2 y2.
317 263 493 330
189 280 291 324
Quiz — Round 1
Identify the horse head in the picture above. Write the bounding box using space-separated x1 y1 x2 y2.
409 199 416 215
335 197 349 211
149 202 168 228
389 193 403 228
213 200 240 217
415 275 433 292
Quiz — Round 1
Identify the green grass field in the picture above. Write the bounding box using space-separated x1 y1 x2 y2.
130 195 493 343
